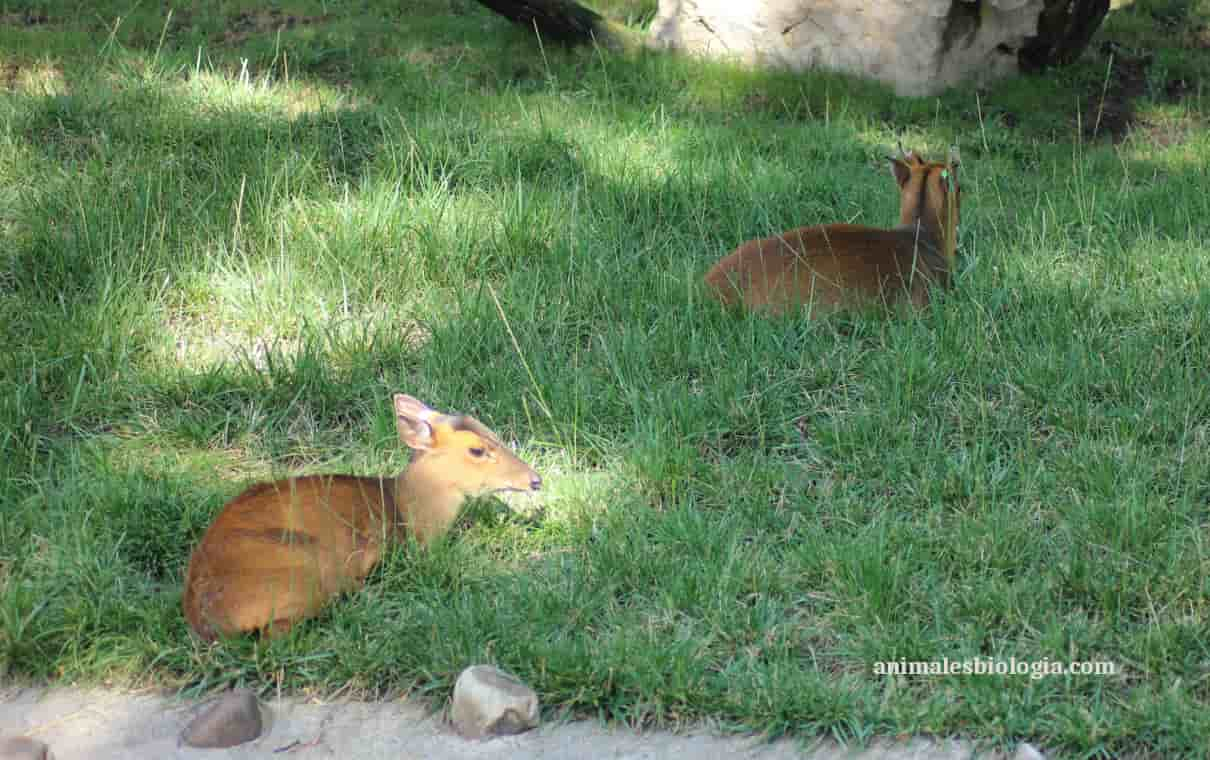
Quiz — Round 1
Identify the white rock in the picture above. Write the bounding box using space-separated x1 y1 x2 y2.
649 0 1046 96
1012 742 1047 760
450 665 540 739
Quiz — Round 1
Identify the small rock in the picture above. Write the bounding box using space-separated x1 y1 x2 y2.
0 736 53 760
180 688 265 748
1012 742 1047 760
450 665 540 739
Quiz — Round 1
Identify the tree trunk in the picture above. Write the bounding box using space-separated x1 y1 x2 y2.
472 0 643 50
1019 0 1111 72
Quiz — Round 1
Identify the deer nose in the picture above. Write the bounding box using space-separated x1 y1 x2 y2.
529 474 543 491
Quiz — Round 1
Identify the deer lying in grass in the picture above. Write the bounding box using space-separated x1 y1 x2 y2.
704 147 961 316
183 394 541 640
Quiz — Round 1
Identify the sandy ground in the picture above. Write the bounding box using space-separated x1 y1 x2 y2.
0 684 1030 759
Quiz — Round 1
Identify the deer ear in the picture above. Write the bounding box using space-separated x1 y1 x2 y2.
947 145 961 169
394 394 437 450
890 157 912 188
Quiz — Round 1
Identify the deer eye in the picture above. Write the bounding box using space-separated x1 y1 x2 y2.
468 446 486 458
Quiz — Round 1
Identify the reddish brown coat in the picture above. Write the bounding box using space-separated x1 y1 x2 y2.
183 395 541 640
704 151 960 316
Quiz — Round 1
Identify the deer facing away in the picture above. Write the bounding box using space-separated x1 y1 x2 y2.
182 393 541 640
703 148 961 316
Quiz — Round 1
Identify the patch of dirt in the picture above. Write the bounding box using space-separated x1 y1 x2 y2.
1162 77 1194 102
742 91 772 112
0 61 19 90
162 8 194 40
0 59 66 93
973 29 1203 148
1190 24 1210 49
1135 114 1195 149
1082 41 1152 143
3 685 1007 760
219 9 328 46
404 45 469 70
0 11 51 27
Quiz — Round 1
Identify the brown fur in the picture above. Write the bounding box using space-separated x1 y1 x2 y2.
182 395 541 640
703 150 961 316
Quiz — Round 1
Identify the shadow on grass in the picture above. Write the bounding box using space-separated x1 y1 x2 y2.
1 2 1209 756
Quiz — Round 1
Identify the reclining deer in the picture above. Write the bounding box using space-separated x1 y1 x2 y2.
183 394 541 640
704 147 961 316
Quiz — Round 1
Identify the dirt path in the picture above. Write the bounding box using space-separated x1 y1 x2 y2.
0 685 1036 760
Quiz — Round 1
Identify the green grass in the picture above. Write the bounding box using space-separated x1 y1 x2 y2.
2 0 1209 756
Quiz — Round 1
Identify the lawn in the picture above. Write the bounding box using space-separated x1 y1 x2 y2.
1 0 1208 756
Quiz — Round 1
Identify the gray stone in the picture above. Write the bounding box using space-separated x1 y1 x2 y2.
0 736 52 760
179 688 265 748
450 665 540 739
1012 743 1047 760
649 0 1046 96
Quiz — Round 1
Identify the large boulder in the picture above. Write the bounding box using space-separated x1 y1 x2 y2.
648 0 1110 96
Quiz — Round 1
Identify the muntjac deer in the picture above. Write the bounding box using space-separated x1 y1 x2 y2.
704 147 960 316
183 394 542 640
